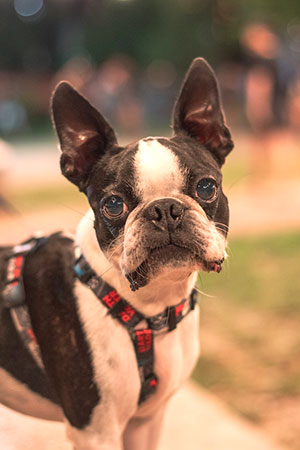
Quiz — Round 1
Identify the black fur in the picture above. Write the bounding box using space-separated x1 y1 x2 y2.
0 235 100 429
24 234 100 428
0 248 58 404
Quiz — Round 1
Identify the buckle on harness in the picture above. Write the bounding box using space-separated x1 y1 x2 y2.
3 280 25 308
74 255 95 283
139 373 158 404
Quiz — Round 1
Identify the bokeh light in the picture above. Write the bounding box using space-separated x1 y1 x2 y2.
14 0 44 18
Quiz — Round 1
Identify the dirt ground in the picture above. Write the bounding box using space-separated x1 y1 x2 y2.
0 382 286 450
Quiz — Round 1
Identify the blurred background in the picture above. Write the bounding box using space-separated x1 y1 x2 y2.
0 0 299 449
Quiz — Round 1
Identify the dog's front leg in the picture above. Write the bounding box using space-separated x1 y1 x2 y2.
66 422 123 450
122 405 166 450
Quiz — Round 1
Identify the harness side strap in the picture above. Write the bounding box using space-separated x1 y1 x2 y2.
3 236 49 370
3 237 48 308
10 306 44 369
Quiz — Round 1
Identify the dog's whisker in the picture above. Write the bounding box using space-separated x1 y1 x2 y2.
225 244 233 259
214 220 229 228
136 266 148 280
59 203 94 221
106 241 124 260
226 172 251 192
214 222 229 231
194 286 216 299
107 239 123 253
99 265 114 278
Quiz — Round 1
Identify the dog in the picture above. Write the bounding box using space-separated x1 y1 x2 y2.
0 58 233 450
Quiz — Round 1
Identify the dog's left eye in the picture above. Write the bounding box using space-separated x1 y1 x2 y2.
196 178 217 201
102 196 127 219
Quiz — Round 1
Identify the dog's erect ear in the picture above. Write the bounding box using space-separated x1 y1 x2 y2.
172 58 233 166
51 82 117 190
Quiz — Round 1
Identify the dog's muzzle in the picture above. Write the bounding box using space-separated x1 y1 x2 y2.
122 198 226 291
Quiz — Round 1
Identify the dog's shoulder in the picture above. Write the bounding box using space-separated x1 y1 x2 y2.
23 232 101 428
24 232 75 302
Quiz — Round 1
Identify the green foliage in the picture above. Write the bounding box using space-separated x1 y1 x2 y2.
1 0 300 71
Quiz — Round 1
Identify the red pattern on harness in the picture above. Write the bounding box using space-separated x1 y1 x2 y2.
13 256 23 280
102 290 121 308
118 304 135 323
27 328 37 344
7 255 24 287
175 301 185 316
135 329 153 353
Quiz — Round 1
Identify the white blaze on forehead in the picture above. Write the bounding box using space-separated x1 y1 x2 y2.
135 138 184 199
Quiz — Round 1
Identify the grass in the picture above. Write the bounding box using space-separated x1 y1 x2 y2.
193 231 300 449
198 232 300 312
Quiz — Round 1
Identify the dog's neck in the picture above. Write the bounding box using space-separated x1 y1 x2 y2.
76 209 198 316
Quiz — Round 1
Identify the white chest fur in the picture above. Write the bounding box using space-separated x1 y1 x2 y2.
75 280 200 429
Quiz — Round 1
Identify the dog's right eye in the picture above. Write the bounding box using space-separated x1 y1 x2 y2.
102 196 127 219
196 178 217 202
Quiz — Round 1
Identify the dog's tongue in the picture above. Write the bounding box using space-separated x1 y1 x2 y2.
206 260 223 273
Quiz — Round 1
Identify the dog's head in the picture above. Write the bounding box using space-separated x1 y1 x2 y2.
51 58 233 291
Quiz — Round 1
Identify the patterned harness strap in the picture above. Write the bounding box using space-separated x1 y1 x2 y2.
74 254 198 404
2 236 48 370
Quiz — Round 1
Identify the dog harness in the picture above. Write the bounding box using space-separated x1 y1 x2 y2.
74 254 198 404
2 235 198 405
2 236 48 369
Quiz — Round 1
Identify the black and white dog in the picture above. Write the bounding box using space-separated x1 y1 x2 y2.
0 58 233 450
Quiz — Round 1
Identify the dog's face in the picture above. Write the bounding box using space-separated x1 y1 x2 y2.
51 58 234 291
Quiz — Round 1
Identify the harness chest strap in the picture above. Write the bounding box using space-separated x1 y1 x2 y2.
91 285 158 404
74 254 198 404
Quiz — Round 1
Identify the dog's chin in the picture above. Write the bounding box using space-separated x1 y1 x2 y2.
124 245 224 292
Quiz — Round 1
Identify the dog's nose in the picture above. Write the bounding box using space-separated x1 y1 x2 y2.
144 199 185 232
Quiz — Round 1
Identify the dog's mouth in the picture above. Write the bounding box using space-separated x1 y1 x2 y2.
125 244 224 291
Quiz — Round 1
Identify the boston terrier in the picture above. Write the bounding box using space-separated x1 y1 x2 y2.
0 58 233 450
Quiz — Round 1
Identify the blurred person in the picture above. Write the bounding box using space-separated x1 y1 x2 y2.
54 56 93 91
217 61 244 128
287 70 300 130
241 22 296 179
142 59 178 132
269 70 300 176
